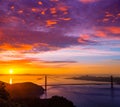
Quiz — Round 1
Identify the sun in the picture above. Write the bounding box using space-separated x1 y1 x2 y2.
9 69 13 74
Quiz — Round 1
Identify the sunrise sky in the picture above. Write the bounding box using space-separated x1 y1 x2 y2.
0 0 120 74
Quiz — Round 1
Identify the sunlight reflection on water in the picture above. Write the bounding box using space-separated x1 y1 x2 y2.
9 77 13 84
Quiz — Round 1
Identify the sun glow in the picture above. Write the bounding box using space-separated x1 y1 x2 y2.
9 69 13 74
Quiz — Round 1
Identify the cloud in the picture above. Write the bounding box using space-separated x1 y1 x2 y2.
46 20 58 26
104 27 120 34
24 46 120 63
0 51 24 61
42 61 77 63
0 0 120 67
95 31 106 37
97 27 120 40
78 34 91 43
0 43 33 51
79 0 99 3
79 34 90 40
0 27 98 52
0 49 77 68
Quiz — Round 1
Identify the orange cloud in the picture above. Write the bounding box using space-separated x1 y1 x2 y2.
0 42 60 52
50 8 57 14
40 8 47 15
56 3 69 12
105 27 120 34
81 34 90 40
19 44 33 50
41 11 45 15
0 44 15 50
38 1 43 5
31 8 40 12
58 6 68 12
0 59 32 65
95 31 106 37
46 20 57 26
78 34 90 43
60 17 71 21
0 43 33 51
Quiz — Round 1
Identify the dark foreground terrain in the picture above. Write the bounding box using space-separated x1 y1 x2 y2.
0 81 75 107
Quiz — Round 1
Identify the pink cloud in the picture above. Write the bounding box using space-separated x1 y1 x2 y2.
95 31 106 37
78 34 91 43
104 27 120 34
92 26 120 40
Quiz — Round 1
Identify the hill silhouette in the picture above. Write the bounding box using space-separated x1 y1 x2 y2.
5 82 44 99
0 81 75 107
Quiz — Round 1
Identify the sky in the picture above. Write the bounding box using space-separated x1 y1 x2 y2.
0 0 120 74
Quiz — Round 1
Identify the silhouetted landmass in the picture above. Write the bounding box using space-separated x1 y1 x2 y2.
6 82 44 99
0 81 75 107
14 96 75 107
69 75 120 84
0 96 75 107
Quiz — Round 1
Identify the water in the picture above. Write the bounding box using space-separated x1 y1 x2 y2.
45 85 120 107
1 74 120 107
